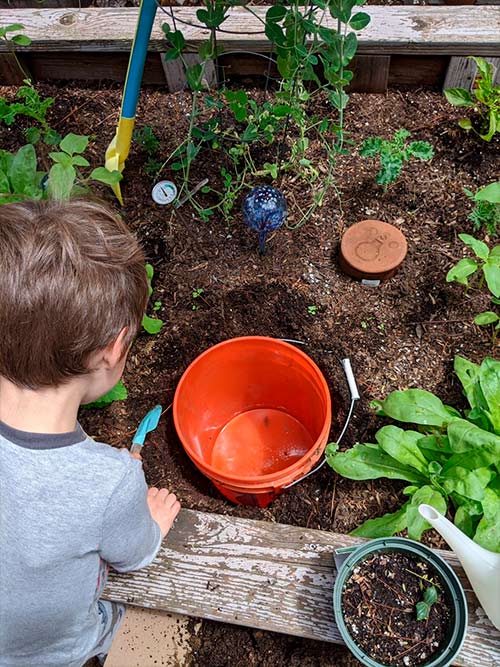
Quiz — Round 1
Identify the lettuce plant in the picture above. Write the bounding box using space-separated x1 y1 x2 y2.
444 57 499 142
142 263 164 335
326 356 500 552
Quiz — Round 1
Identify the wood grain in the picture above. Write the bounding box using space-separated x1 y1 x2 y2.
444 55 500 90
103 509 500 667
0 7 498 56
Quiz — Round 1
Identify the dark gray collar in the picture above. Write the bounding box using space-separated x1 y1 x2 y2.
0 420 87 449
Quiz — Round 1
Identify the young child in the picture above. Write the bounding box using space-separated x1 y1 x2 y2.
0 199 180 667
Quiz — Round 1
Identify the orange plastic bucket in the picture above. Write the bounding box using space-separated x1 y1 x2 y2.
173 336 332 507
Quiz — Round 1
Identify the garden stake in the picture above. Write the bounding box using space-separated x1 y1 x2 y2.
130 404 163 456
105 0 158 204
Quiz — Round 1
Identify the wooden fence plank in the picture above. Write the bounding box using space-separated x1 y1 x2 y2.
103 509 500 667
444 55 500 90
0 7 499 56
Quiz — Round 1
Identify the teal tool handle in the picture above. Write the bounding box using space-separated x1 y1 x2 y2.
131 404 163 455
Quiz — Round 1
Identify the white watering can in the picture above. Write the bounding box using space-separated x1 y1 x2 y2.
418 504 500 630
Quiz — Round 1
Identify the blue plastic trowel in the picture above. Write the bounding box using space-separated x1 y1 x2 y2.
130 404 162 456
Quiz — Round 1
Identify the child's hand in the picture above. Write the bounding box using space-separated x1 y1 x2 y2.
130 452 142 461
147 487 181 538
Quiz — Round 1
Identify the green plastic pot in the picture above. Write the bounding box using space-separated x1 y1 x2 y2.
333 537 468 667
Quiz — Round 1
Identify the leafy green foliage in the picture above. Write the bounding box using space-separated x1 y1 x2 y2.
444 57 500 142
83 379 128 409
0 134 122 204
446 234 500 341
326 356 500 552
159 0 371 225
133 126 162 179
360 129 434 190
141 263 164 335
0 80 61 145
416 586 438 621
465 181 500 236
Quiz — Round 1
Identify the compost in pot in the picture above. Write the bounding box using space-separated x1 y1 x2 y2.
341 552 452 666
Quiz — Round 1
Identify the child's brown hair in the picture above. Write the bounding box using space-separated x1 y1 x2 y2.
0 199 148 389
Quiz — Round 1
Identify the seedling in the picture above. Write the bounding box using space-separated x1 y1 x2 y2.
446 234 500 340
0 80 60 145
416 585 438 621
192 287 204 310
444 57 500 142
142 263 164 335
360 129 434 191
308 305 318 315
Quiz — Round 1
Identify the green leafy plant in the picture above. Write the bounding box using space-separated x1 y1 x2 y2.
308 305 318 315
416 585 438 621
0 134 122 204
192 287 204 310
142 263 164 335
83 379 128 409
465 181 500 237
0 24 31 79
133 126 162 179
444 57 499 142
360 129 434 191
326 355 500 552
446 234 500 342
0 81 60 145
159 0 371 225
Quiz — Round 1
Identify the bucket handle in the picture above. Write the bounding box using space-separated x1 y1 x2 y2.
280 343 360 490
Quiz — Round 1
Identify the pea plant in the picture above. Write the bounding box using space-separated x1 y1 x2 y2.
360 129 434 191
444 57 499 142
159 0 372 224
0 133 121 204
326 355 500 553
0 24 31 79
446 234 500 342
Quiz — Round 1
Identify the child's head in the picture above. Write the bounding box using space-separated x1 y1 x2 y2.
0 199 148 398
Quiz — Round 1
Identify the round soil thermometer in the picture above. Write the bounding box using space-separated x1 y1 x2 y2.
152 180 177 205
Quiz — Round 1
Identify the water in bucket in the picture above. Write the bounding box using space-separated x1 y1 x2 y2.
210 408 313 477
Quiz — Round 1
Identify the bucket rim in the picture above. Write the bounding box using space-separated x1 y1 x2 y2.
332 537 468 667
173 335 332 485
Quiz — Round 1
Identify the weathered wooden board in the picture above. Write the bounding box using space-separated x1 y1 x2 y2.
0 53 29 85
103 509 500 667
444 55 500 90
0 7 499 56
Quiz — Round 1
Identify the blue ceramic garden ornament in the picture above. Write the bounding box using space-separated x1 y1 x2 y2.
242 185 287 254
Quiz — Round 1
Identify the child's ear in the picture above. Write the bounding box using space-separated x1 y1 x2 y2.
102 327 129 369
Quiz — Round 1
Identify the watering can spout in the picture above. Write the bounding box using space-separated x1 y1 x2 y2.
418 504 500 630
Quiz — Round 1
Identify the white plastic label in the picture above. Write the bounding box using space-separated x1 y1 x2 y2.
361 278 381 287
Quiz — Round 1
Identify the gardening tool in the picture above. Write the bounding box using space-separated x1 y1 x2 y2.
130 404 163 456
418 504 500 630
105 0 158 204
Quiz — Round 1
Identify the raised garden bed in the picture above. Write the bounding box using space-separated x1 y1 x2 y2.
1 3 500 663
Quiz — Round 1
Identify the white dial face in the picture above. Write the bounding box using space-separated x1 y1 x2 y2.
152 180 177 205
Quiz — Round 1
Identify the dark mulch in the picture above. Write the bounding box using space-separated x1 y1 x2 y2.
1 80 497 666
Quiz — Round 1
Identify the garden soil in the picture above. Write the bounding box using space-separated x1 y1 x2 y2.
1 82 497 666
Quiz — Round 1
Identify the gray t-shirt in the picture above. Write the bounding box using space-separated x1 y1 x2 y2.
0 420 162 667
